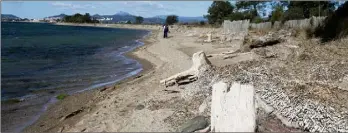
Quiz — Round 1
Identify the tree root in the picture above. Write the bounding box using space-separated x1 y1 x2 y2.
160 51 212 87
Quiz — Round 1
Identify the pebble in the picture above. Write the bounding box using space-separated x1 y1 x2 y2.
180 116 208 132
135 104 145 110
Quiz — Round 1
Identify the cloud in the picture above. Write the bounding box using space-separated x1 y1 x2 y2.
51 2 96 10
120 1 176 17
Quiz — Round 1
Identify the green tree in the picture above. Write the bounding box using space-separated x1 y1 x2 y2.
199 21 205 25
126 20 132 24
204 1 234 25
235 1 265 21
283 7 305 21
165 15 178 25
313 1 348 42
284 1 336 20
63 13 97 23
83 13 91 23
135 16 144 24
270 4 284 23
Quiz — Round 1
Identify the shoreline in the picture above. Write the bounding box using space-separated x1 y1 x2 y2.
21 26 159 133
2 23 159 132
4 20 347 132
53 22 161 30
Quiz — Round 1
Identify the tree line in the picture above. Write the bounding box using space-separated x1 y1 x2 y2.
63 13 99 23
134 15 179 25
205 1 338 25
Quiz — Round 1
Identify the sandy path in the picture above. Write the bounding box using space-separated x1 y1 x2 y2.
63 28 195 132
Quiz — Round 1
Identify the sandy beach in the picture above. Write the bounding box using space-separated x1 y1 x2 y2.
22 23 227 132
22 24 195 132
17 23 348 132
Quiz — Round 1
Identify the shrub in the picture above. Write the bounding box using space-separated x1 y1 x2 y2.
56 94 69 100
166 15 178 25
252 16 264 23
2 98 21 104
199 21 205 25
313 1 348 42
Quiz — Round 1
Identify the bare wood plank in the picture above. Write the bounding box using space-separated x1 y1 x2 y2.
211 81 256 132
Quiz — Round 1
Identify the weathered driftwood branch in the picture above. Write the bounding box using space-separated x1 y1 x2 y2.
249 39 281 49
223 52 253 59
160 51 212 87
210 81 256 132
203 33 212 42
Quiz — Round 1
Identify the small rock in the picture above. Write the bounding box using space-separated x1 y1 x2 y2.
338 75 348 91
181 116 208 132
198 101 207 113
135 104 145 110
100 87 107 92
135 75 143 79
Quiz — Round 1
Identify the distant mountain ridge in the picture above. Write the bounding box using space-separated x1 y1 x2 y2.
47 11 207 24
46 14 67 19
2 14 21 19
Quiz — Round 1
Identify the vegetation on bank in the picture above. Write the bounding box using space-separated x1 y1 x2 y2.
63 13 99 23
311 1 348 42
166 15 179 25
56 94 69 100
204 1 338 25
203 1 347 42
135 16 144 24
2 98 22 104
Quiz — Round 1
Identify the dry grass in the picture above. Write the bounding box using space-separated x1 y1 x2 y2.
205 36 348 132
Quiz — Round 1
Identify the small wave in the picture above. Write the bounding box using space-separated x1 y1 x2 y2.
76 67 143 93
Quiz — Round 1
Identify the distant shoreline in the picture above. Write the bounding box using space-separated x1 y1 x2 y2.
54 22 161 30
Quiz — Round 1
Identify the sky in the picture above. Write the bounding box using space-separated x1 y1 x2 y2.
2 1 214 19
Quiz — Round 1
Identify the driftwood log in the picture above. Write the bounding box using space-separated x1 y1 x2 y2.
249 39 281 49
203 33 212 42
211 81 256 132
160 51 212 87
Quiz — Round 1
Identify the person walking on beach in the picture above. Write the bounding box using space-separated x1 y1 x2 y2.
163 24 169 38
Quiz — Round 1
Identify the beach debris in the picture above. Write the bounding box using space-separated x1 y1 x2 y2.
199 33 206 38
134 74 143 79
160 51 212 87
163 89 180 93
81 128 87 132
249 39 281 49
59 126 65 132
210 81 256 132
180 116 208 132
203 33 212 43
135 104 145 110
100 87 108 92
223 52 254 59
195 126 211 132
337 75 348 91
61 108 84 121
219 34 226 43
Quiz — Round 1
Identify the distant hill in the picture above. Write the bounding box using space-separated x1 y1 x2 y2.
115 11 132 16
47 12 207 24
153 15 207 23
46 14 67 19
143 17 166 24
2 14 21 20
92 12 137 23
178 16 206 23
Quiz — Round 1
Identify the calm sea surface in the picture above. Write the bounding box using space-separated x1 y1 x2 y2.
1 22 149 100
